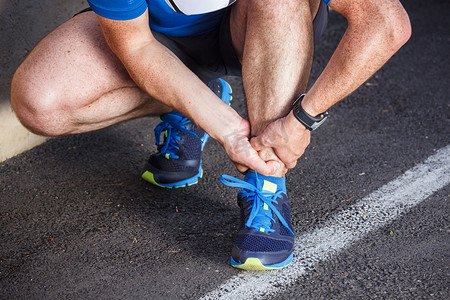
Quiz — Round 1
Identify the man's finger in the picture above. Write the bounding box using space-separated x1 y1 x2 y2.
228 138 278 176
285 160 297 169
245 153 279 176
250 136 264 152
233 154 272 176
234 162 249 174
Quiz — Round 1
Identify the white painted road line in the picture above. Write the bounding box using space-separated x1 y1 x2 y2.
200 145 450 300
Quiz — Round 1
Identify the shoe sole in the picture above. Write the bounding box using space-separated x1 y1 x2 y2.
142 79 232 189
142 164 203 189
230 252 293 271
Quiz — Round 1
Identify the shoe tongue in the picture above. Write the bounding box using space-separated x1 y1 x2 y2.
244 171 286 232
161 110 185 123
244 171 286 194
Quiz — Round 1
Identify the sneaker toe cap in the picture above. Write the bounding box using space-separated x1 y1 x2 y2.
143 156 200 184
231 233 294 267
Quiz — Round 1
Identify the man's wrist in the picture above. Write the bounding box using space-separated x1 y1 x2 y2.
292 94 328 131
299 94 323 118
214 110 249 146
286 110 309 133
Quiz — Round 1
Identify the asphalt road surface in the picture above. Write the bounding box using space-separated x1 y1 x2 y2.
1 0 449 299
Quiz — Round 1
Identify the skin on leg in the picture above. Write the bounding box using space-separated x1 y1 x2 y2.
10 11 171 137
245 0 410 173
230 0 320 176
10 9 276 175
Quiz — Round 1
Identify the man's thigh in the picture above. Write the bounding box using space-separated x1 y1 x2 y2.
17 6 240 110
76 8 240 84
15 10 137 109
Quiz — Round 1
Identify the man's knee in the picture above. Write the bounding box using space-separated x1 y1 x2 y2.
10 67 71 137
232 0 315 59
244 0 315 17
245 0 287 16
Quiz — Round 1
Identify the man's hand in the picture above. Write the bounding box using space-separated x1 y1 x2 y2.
219 118 280 176
250 111 310 170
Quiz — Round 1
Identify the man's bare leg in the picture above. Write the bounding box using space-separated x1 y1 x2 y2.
230 0 321 177
10 11 171 137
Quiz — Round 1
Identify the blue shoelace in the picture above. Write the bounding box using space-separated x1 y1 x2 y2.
154 112 199 159
220 174 294 235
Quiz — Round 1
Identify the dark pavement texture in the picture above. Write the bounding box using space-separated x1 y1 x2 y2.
1 0 449 299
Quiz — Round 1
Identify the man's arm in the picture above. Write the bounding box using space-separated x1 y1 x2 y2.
95 9 278 175
251 0 411 169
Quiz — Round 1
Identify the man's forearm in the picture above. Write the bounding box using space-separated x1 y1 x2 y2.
122 39 242 142
96 11 276 175
96 11 241 143
129 42 278 174
299 0 412 118
250 0 411 171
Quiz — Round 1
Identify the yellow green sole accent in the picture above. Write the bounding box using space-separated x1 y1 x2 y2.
231 252 294 270
142 171 168 188
231 257 290 271
141 168 203 189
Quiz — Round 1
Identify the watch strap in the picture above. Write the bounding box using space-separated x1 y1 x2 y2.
292 94 328 131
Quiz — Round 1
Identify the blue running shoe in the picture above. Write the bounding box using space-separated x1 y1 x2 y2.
142 78 232 188
220 171 295 270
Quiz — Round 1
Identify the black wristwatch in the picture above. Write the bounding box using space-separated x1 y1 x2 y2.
292 94 328 131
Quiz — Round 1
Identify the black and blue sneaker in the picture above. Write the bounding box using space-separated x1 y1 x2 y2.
220 171 294 270
142 78 232 188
